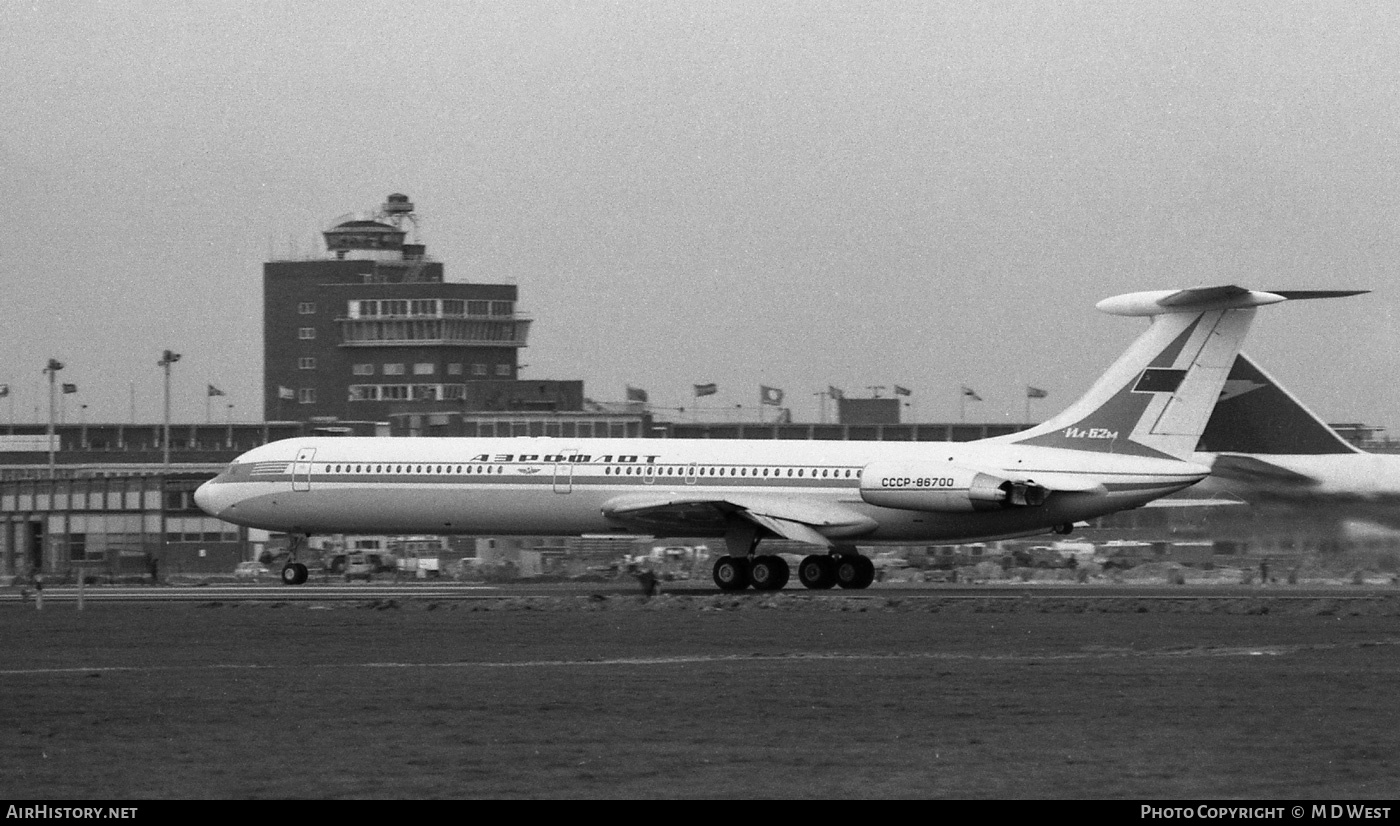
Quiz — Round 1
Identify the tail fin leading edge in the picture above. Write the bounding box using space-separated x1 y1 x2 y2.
1003 286 1366 461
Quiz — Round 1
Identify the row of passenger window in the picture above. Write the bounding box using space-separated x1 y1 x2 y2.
324 464 504 475
603 466 856 479
319 463 856 479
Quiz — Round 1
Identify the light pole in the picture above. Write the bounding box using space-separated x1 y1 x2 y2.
43 359 63 478
158 350 180 471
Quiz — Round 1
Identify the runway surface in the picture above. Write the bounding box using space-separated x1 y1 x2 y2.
5 578 1400 603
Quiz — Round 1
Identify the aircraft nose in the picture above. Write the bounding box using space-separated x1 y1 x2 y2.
194 478 232 517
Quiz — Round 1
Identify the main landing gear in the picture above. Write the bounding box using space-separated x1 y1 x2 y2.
280 533 310 585
711 522 874 592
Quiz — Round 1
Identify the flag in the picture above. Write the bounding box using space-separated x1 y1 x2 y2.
694 383 718 398
626 385 648 403
208 385 226 397
961 386 982 401
278 386 295 400
0 385 8 398
1027 386 1048 399
760 386 784 406
828 386 844 400
45 359 64 372
62 383 78 394
894 385 912 397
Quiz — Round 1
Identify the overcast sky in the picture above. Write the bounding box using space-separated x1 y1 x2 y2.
3 1 1396 431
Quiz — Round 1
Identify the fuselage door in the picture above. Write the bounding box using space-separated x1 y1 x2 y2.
292 447 316 492
553 449 577 494
685 463 698 485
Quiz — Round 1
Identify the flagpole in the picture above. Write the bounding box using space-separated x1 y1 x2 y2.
46 362 57 479
159 350 180 472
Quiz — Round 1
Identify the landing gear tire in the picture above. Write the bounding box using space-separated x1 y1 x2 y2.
835 555 875 589
281 563 308 586
749 555 790 591
713 556 752 591
798 555 836 590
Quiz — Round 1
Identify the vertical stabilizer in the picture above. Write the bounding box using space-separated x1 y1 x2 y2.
999 286 1365 461
1198 353 1362 454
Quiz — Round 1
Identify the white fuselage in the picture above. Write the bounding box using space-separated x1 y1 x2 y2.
196 436 1207 544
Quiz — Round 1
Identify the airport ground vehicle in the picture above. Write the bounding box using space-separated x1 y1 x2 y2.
342 551 396 581
329 550 397 575
233 561 269 578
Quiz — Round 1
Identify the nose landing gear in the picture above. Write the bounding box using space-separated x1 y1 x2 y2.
280 533 310 585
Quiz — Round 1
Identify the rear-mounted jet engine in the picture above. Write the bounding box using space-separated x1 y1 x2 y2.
859 461 1048 512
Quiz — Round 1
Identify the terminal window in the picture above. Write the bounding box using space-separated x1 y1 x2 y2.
495 364 511 376
298 327 316 340
413 363 435 375
298 388 315 404
297 302 316 314
298 357 316 370
383 363 405 376
352 364 374 376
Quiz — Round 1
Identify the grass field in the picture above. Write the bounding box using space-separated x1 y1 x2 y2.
2 594 1398 799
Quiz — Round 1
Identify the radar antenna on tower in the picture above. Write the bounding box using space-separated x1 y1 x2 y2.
375 193 420 243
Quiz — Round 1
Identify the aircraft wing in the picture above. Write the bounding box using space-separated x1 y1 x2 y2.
601 492 879 546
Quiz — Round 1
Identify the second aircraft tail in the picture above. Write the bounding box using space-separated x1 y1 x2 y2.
1197 352 1361 455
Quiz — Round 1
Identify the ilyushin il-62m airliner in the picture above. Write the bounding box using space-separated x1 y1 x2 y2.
196 286 1363 590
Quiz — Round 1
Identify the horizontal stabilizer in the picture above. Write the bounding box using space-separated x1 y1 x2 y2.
1268 290 1370 300
1209 454 1319 486
1096 285 1367 317
1142 495 1248 508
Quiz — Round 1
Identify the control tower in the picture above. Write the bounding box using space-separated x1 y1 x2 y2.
263 194 533 421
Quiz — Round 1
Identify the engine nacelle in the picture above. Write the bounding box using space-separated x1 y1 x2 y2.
859 461 1048 513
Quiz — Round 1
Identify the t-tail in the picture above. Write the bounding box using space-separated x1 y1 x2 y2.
1197 352 1362 455
1000 286 1367 461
